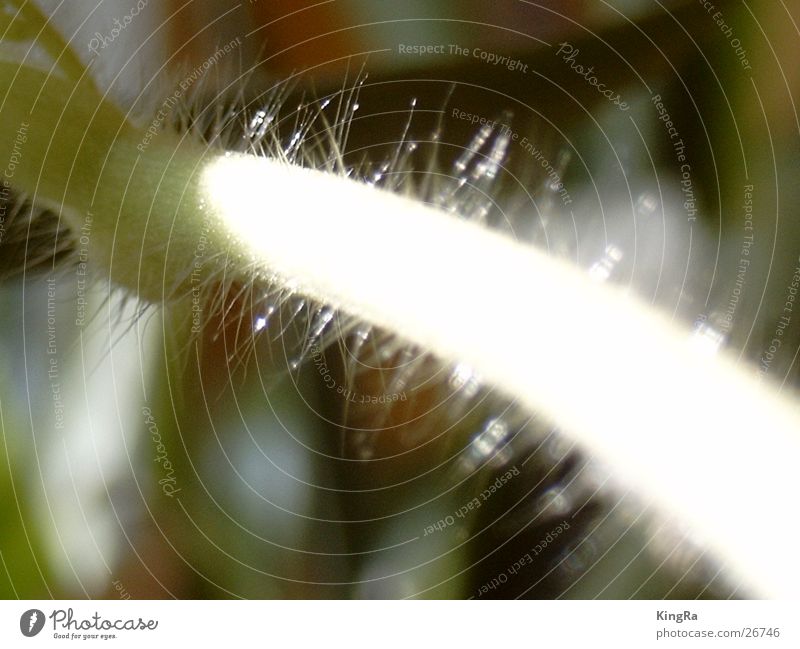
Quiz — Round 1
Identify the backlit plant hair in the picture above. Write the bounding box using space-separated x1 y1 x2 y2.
2 0 800 598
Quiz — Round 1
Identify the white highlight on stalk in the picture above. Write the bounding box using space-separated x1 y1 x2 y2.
203 152 800 598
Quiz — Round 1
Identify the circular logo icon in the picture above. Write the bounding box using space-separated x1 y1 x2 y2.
20 609 45 637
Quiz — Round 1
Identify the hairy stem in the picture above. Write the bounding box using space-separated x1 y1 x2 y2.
2 29 800 597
